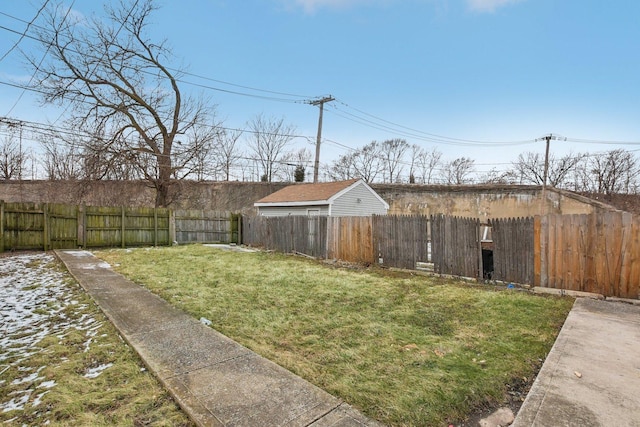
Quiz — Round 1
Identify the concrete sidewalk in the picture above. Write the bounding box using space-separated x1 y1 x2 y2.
55 250 383 427
513 297 640 427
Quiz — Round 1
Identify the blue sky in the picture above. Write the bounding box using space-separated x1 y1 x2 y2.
1 0 639 179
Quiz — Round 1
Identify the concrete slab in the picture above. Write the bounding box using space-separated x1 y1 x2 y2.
55 249 384 427
513 298 640 427
128 323 252 378
175 353 340 427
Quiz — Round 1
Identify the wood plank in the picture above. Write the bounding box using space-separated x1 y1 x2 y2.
534 216 541 286
628 218 640 299
619 212 633 298
547 215 556 288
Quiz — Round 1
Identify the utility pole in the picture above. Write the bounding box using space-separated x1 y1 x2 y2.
541 134 552 189
535 133 565 214
308 96 334 183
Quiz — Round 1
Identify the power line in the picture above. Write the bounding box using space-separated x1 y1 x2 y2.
0 16 312 105
333 99 537 146
2 8 640 152
3 0 75 117
0 0 49 64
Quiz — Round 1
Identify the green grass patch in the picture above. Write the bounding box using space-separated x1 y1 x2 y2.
98 245 573 426
0 257 193 427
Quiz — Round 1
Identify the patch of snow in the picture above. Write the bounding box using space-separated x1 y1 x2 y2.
80 261 111 270
0 253 111 415
63 250 92 257
84 363 113 379
31 391 49 407
1 390 31 413
11 372 41 385
37 380 56 389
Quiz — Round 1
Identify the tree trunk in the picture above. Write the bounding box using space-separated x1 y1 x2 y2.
155 155 173 207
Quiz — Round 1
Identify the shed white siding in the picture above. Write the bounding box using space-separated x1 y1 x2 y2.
258 205 329 217
331 182 388 216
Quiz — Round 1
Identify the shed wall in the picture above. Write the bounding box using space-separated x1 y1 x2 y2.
331 183 387 216
257 205 329 217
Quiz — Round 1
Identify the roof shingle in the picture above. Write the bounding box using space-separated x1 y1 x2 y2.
255 179 359 204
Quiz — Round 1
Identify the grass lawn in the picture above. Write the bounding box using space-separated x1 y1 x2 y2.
97 245 574 426
0 253 192 427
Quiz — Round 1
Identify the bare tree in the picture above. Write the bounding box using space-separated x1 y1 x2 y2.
0 135 26 180
443 157 475 185
172 122 223 181
30 0 218 206
478 168 515 184
40 138 84 180
407 144 420 183
576 149 640 194
511 151 585 188
213 129 243 181
380 138 409 183
247 114 296 182
327 152 358 181
352 141 382 182
416 147 442 184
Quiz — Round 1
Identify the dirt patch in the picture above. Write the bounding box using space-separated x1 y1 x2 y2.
454 363 542 426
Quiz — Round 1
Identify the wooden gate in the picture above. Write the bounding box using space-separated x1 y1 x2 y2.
490 217 534 285
431 215 480 278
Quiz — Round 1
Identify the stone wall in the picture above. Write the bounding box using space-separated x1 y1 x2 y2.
370 184 617 219
0 180 289 213
0 180 618 218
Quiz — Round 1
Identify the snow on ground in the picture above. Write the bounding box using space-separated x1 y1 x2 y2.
0 253 109 413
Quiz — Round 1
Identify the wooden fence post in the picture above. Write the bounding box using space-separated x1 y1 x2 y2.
121 206 126 248
154 208 158 247
78 204 84 248
476 219 482 280
169 210 175 244
43 203 49 251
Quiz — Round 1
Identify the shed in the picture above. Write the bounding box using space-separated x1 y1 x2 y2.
254 179 389 217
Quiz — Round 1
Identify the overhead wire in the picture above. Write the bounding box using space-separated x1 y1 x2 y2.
1 3 640 178
0 0 49 64
3 0 76 117
333 98 536 146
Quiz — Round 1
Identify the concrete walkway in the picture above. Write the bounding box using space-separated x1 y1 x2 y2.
55 250 383 427
513 297 640 427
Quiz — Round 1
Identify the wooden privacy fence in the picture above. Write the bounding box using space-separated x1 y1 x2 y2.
490 217 535 286
373 215 429 270
536 213 639 299
327 216 374 264
242 215 327 258
431 215 480 279
0 201 238 251
83 205 171 248
174 210 239 244
243 214 431 267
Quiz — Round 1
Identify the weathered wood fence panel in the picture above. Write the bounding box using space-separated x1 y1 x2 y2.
242 216 327 257
0 201 173 251
536 213 639 298
49 203 79 249
491 217 534 285
1 202 46 251
174 210 233 244
373 215 429 269
327 216 374 264
431 215 480 278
